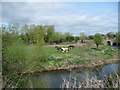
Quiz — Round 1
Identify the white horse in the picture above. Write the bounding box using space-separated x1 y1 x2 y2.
60 47 69 53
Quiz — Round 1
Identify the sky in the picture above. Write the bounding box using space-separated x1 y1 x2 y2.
1 2 118 36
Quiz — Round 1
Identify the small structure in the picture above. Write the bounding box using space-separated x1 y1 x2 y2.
105 39 113 46
104 39 118 46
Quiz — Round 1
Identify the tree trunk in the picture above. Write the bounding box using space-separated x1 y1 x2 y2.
97 44 99 48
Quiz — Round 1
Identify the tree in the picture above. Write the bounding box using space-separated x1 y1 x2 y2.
44 26 55 43
66 36 74 42
63 32 73 42
33 25 45 44
93 33 103 48
115 32 120 45
74 36 80 42
2 24 20 47
21 24 29 44
106 32 115 39
53 32 63 43
88 35 94 40
80 32 86 43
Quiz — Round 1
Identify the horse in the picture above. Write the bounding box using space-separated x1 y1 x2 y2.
68 45 75 49
55 46 69 53
60 47 69 53
55 46 61 50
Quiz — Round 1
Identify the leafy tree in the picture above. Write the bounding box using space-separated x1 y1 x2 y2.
88 35 93 39
33 25 45 44
80 32 86 43
21 24 28 34
53 32 63 43
64 32 72 37
74 36 80 42
2 24 20 47
115 32 120 45
21 24 29 44
20 25 45 44
106 32 116 39
66 36 74 42
93 33 103 48
44 26 55 43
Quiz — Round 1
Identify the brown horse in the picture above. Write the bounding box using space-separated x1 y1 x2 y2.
68 45 75 49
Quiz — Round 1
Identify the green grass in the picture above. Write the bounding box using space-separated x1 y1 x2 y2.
9 43 117 73
38 44 118 69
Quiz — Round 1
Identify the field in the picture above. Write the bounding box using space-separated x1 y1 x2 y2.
26 43 118 72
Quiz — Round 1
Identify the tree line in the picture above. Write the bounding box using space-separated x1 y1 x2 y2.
2 23 120 46
2 24 79 45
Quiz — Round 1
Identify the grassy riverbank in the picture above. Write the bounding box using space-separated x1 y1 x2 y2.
24 44 119 73
3 42 119 88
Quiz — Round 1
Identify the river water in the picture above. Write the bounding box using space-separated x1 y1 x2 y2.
112 45 120 49
26 63 120 88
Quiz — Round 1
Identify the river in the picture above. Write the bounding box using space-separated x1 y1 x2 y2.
25 63 120 88
112 45 120 49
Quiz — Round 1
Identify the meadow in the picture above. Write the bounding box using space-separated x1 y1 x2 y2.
26 43 118 73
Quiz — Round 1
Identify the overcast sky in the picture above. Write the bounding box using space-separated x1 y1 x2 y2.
1 2 118 36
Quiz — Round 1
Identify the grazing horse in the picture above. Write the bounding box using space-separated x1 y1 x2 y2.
68 45 75 49
55 46 69 53
55 46 61 50
60 47 69 53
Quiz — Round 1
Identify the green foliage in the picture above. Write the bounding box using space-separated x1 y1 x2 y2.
26 43 47 72
53 32 63 43
64 32 72 37
2 24 47 88
44 26 55 43
80 32 86 43
86 41 93 50
33 26 45 44
3 41 27 71
20 24 45 44
65 36 74 42
74 36 80 42
2 40 46 88
93 33 103 48
88 35 93 39
106 32 116 39
62 32 73 42
115 32 120 44
2 24 20 47
2 40 28 87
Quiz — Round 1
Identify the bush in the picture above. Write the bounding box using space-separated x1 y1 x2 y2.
2 40 28 88
25 43 47 72
86 41 93 50
3 40 27 74
2 40 46 88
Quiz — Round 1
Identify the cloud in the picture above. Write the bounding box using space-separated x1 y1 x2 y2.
1 2 118 35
